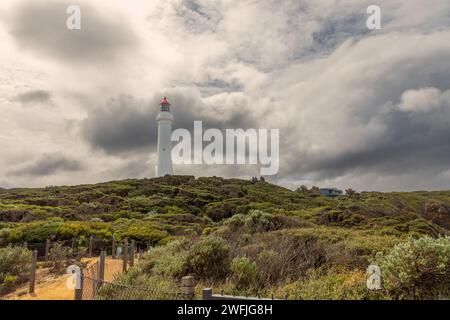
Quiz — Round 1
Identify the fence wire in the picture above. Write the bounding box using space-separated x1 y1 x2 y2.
80 263 185 300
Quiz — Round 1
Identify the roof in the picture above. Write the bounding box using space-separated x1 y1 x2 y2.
160 97 171 107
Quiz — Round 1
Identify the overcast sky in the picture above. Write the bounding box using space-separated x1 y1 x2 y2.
1 0 450 191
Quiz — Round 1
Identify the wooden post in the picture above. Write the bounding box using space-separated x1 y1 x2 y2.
74 266 84 300
44 238 51 261
88 235 94 257
29 250 38 294
122 239 128 272
76 238 82 260
111 236 116 259
92 250 106 299
130 240 135 267
202 288 213 300
23 241 28 249
98 251 106 289
181 276 195 300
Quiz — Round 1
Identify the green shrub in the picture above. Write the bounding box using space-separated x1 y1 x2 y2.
375 236 450 299
224 210 291 234
187 236 230 280
148 240 190 278
202 227 212 236
230 257 258 289
281 269 370 300
256 250 282 285
47 242 74 271
0 246 31 295
138 236 230 281
244 210 276 232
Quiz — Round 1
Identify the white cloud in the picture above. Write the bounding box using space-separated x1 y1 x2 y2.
399 87 449 112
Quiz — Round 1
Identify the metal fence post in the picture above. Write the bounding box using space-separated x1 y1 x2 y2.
122 239 128 272
29 250 38 294
202 288 213 300
44 238 51 261
181 276 195 300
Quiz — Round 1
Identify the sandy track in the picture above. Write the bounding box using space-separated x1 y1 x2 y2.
4 257 125 300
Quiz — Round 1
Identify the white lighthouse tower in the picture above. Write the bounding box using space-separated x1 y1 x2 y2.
155 97 174 177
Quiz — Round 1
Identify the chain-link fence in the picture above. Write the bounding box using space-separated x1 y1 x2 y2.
80 262 185 300
3 239 260 301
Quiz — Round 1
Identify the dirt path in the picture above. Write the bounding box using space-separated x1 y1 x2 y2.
4 257 125 300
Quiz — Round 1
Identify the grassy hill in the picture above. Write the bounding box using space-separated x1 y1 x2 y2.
1 176 449 299
0 175 448 244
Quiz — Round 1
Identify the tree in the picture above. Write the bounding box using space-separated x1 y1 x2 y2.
296 185 309 194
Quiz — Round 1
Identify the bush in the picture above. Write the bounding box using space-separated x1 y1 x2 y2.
230 257 258 289
375 236 450 299
47 242 74 272
256 250 283 285
147 240 190 278
140 236 231 281
224 210 295 234
281 269 370 300
0 246 31 295
244 210 278 232
186 236 230 280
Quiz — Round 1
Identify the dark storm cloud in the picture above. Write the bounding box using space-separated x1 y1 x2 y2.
11 153 84 177
325 109 450 176
14 90 52 104
280 100 450 182
81 92 257 155
81 95 156 154
9 0 139 63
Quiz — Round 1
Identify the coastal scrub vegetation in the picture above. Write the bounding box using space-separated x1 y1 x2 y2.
0 176 449 299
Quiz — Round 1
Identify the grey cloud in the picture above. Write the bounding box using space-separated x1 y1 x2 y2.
14 90 52 104
0 180 13 189
315 107 450 178
307 14 371 59
265 29 450 191
278 77 450 186
81 95 156 155
11 153 84 177
9 0 139 64
175 0 223 34
81 91 257 155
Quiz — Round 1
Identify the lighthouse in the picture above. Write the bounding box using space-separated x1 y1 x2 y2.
156 97 174 177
